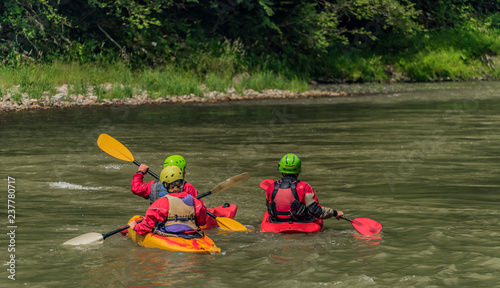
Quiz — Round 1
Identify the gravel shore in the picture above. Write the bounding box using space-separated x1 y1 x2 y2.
0 85 351 112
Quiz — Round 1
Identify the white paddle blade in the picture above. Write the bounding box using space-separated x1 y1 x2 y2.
63 233 104 245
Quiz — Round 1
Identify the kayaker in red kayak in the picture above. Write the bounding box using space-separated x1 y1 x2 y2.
131 155 199 204
128 165 207 236
265 154 344 223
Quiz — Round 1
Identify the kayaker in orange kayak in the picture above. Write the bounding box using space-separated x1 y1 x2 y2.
265 154 344 224
128 165 207 236
129 154 240 230
131 155 199 204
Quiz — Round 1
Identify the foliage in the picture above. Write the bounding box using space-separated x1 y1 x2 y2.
240 71 310 92
0 0 499 87
0 0 424 66
411 0 500 30
396 48 485 81
0 0 72 64
314 49 389 83
377 28 500 81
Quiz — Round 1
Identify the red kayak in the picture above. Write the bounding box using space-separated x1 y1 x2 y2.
260 211 324 233
201 203 238 229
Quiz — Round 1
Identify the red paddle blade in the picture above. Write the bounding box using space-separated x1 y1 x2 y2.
259 179 274 190
350 218 382 236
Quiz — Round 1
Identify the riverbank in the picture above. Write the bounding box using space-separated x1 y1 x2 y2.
0 86 351 112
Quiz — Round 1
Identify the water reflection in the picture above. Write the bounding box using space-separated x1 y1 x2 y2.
352 234 382 246
90 247 217 287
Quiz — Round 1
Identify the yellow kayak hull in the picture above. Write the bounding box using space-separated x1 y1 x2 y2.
127 216 221 254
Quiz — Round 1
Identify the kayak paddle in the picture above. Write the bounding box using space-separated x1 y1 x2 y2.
206 210 248 231
97 133 160 179
98 133 250 231
63 219 144 245
197 172 251 231
175 173 251 232
258 179 382 236
341 216 382 236
197 172 250 199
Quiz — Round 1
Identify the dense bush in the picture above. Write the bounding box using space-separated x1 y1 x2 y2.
1 0 499 82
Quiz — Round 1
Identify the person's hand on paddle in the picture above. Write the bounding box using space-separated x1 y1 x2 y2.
128 220 137 230
138 164 149 174
335 210 344 220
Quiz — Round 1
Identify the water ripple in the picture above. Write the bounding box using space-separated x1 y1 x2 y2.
49 181 102 190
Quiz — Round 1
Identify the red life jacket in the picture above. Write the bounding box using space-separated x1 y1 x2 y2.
268 177 313 223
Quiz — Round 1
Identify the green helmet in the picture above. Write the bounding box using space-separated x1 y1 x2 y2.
163 155 187 172
160 166 184 184
278 154 302 174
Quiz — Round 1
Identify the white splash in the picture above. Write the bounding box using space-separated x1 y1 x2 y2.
49 182 102 190
104 164 122 170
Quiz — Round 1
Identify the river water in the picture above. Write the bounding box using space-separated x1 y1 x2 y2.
1 81 500 287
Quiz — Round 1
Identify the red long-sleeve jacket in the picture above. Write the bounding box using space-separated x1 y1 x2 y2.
131 172 199 198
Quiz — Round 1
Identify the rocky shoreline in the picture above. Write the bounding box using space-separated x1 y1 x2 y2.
0 86 351 112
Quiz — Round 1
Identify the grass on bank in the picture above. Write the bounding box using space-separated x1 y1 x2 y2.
315 29 500 82
0 29 499 101
386 29 500 82
0 62 311 102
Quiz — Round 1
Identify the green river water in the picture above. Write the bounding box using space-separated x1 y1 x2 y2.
1 81 500 287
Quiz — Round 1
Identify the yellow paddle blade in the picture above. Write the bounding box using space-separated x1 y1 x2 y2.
211 172 250 195
215 216 249 231
97 134 134 162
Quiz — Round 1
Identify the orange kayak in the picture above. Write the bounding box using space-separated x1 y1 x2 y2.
127 216 221 254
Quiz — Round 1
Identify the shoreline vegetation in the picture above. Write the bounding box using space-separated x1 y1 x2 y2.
0 62 329 111
1 1 500 112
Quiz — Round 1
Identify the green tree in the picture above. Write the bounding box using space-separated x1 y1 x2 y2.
1 0 72 64
410 0 500 30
